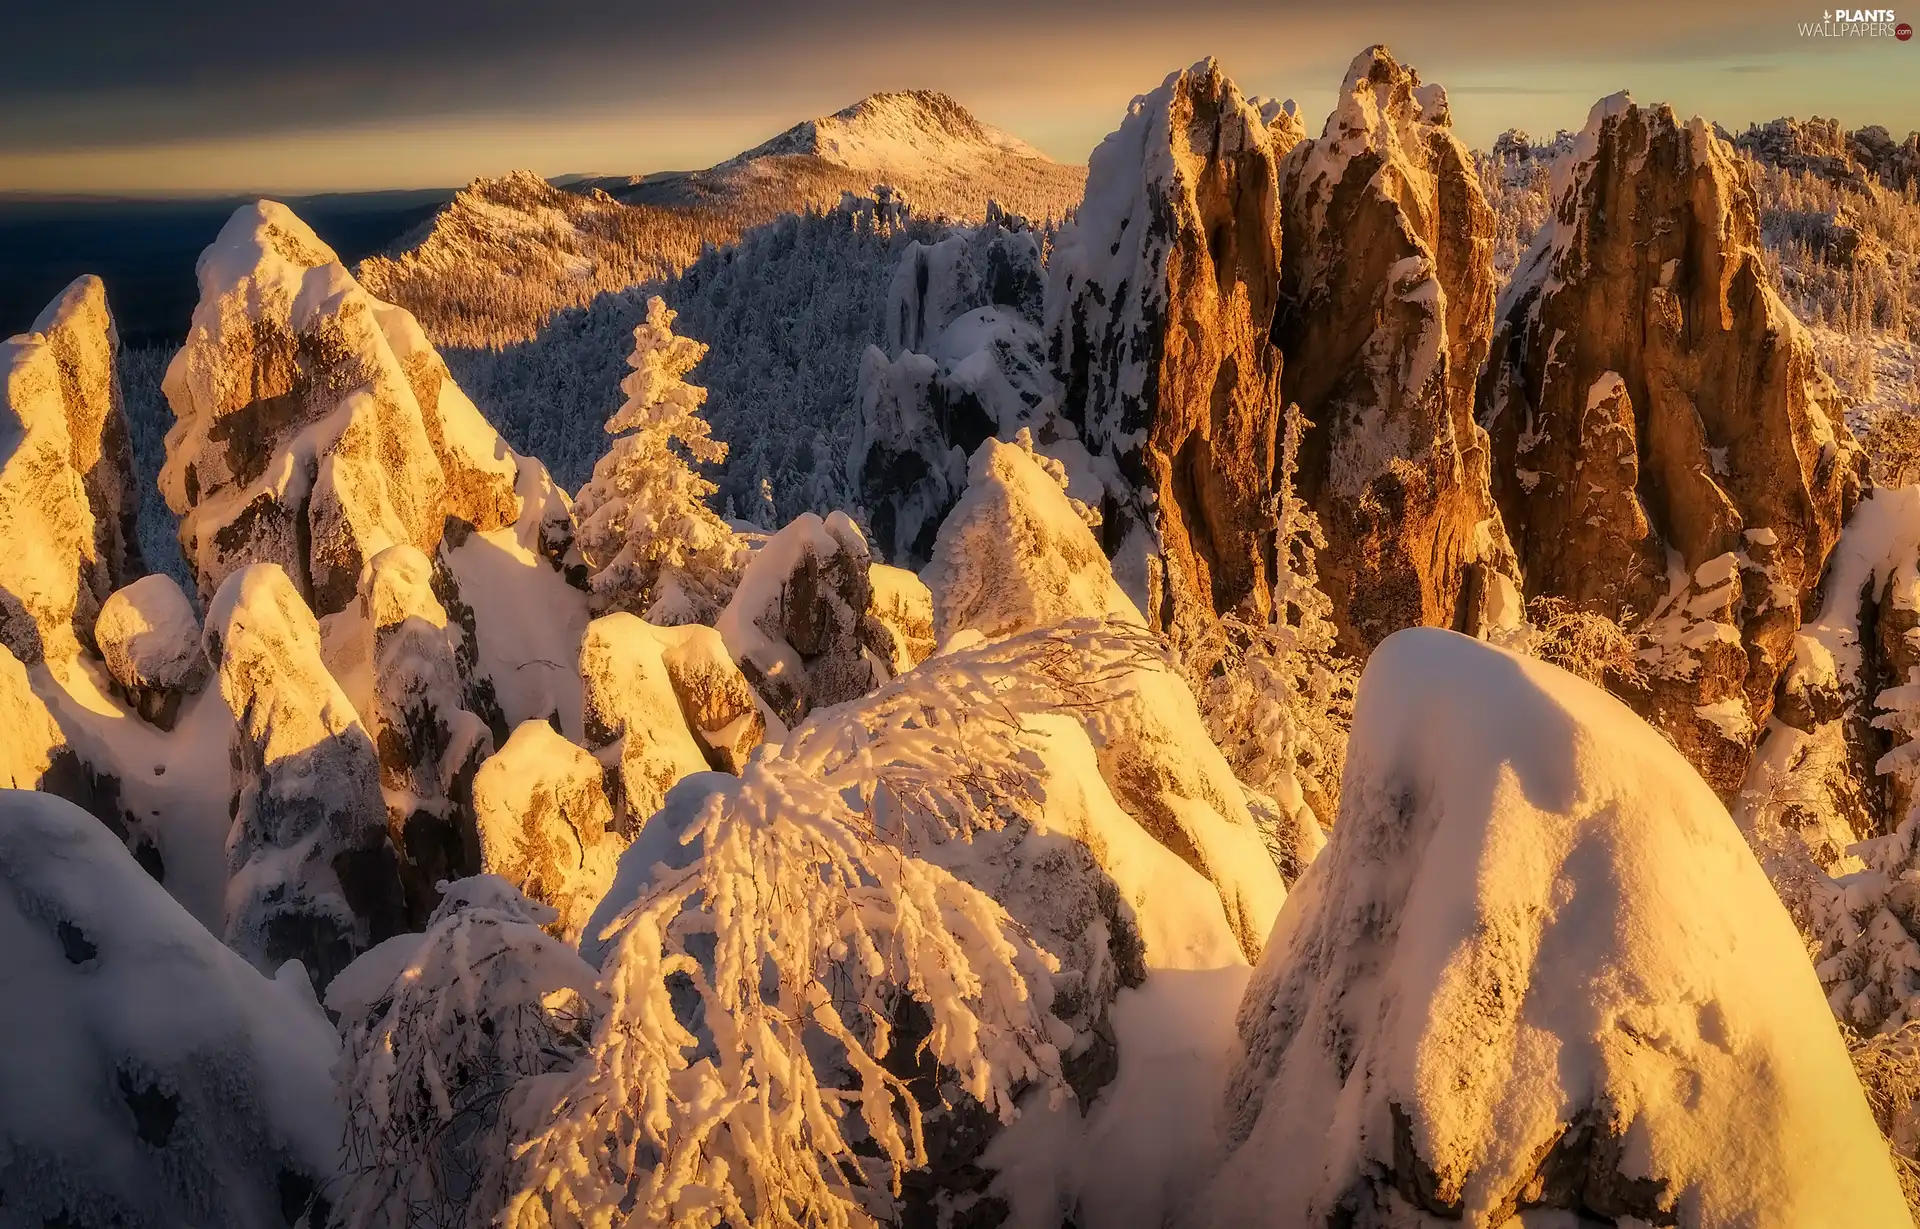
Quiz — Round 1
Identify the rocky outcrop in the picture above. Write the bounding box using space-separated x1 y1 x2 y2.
1479 93 1863 793
1734 116 1920 193
1043 58 1286 652
471 719 623 944
1273 46 1519 656
160 201 546 619
0 640 71 789
30 276 144 594
715 512 904 727
579 614 715 834
95 574 209 731
850 211 1055 568
204 563 408 990
0 278 144 668
637 621 765 773
923 434 1141 645
361 545 494 925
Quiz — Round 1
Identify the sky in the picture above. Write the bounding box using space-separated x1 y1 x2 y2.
2 0 1916 195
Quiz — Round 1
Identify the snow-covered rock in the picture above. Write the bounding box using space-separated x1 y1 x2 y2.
0 278 143 668
471 719 622 944
1275 46 1520 655
579 613 715 833
0 642 71 790
1044 58 1286 652
924 434 1141 645
360 544 494 924
634 620 765 772
866 562 936 675
1480 92 1863 794
204 563 408 990
0 789 340 1229
715 510 898 725
160 200 547 618
851 213 1058 568
1204 628 1907 1227
29 275 145 593
94 574 208 730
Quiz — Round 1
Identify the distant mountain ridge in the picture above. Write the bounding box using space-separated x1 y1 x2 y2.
360 92 1085 348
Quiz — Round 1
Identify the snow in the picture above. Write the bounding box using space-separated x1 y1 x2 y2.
1204 628 1908 1227
95 573 204 697
924 434 1141 646
0 788 340 1228
0 643 66 789
730 90 1050 175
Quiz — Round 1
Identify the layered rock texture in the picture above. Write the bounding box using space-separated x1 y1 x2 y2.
1273 46 1519 656
1043 58 1286 652
159 202 544 619
0 276 144 669
1479 93 1863 793
205 563 408 989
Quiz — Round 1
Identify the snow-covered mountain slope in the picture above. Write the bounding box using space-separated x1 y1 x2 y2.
360 93 1084 349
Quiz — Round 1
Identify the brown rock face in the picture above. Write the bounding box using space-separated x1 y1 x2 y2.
362 545 493 925
1479 94 1863 793
1274 46 1519 656
1043 58 1285 653
31 276 145 595
0 278 144 667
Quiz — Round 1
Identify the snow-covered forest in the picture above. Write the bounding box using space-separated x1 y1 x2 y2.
10 46 1920 1229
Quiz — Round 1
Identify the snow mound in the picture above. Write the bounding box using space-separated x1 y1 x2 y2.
205 562 408 990
1205 628 1907 1227
471 718 622 944
95 573 208 730
0 789 340 1228
925 434 1140 645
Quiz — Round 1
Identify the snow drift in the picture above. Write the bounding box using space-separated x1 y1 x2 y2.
1205 628 1908 1227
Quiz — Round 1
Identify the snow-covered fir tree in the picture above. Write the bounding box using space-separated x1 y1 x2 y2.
570 296 744 623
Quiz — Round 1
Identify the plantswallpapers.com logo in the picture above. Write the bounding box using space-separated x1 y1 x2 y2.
1798 8 1910 36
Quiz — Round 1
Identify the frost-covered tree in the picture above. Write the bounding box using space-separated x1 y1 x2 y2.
332 877 602 1229
1187 405 1354 836
571 296 742 623
497 623 1167 1229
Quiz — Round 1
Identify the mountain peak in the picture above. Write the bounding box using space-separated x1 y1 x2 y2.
733 89 1047 172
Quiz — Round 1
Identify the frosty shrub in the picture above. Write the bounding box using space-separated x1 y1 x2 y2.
571 296 743 622
1523 595 1648 690
333 878 601 1229
1849 1022 1920 1214
1188 406 1354 826
502 619 1159 1229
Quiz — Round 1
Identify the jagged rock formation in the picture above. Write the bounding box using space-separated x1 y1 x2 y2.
471 719 623 943
851 211 1056 567
579 613 715 833
1734 115 1920 193
361 544 494 925
0 790 342 1229
160 201 554 620
1274 46 1520 656
716 512 904 727
95 574 209 731
865 563 937 675
1480 93 1863 794
1204 629 1908 1228
1 278 143 668
1044 58 1285 652
29 276 144 593
205 563 408 990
